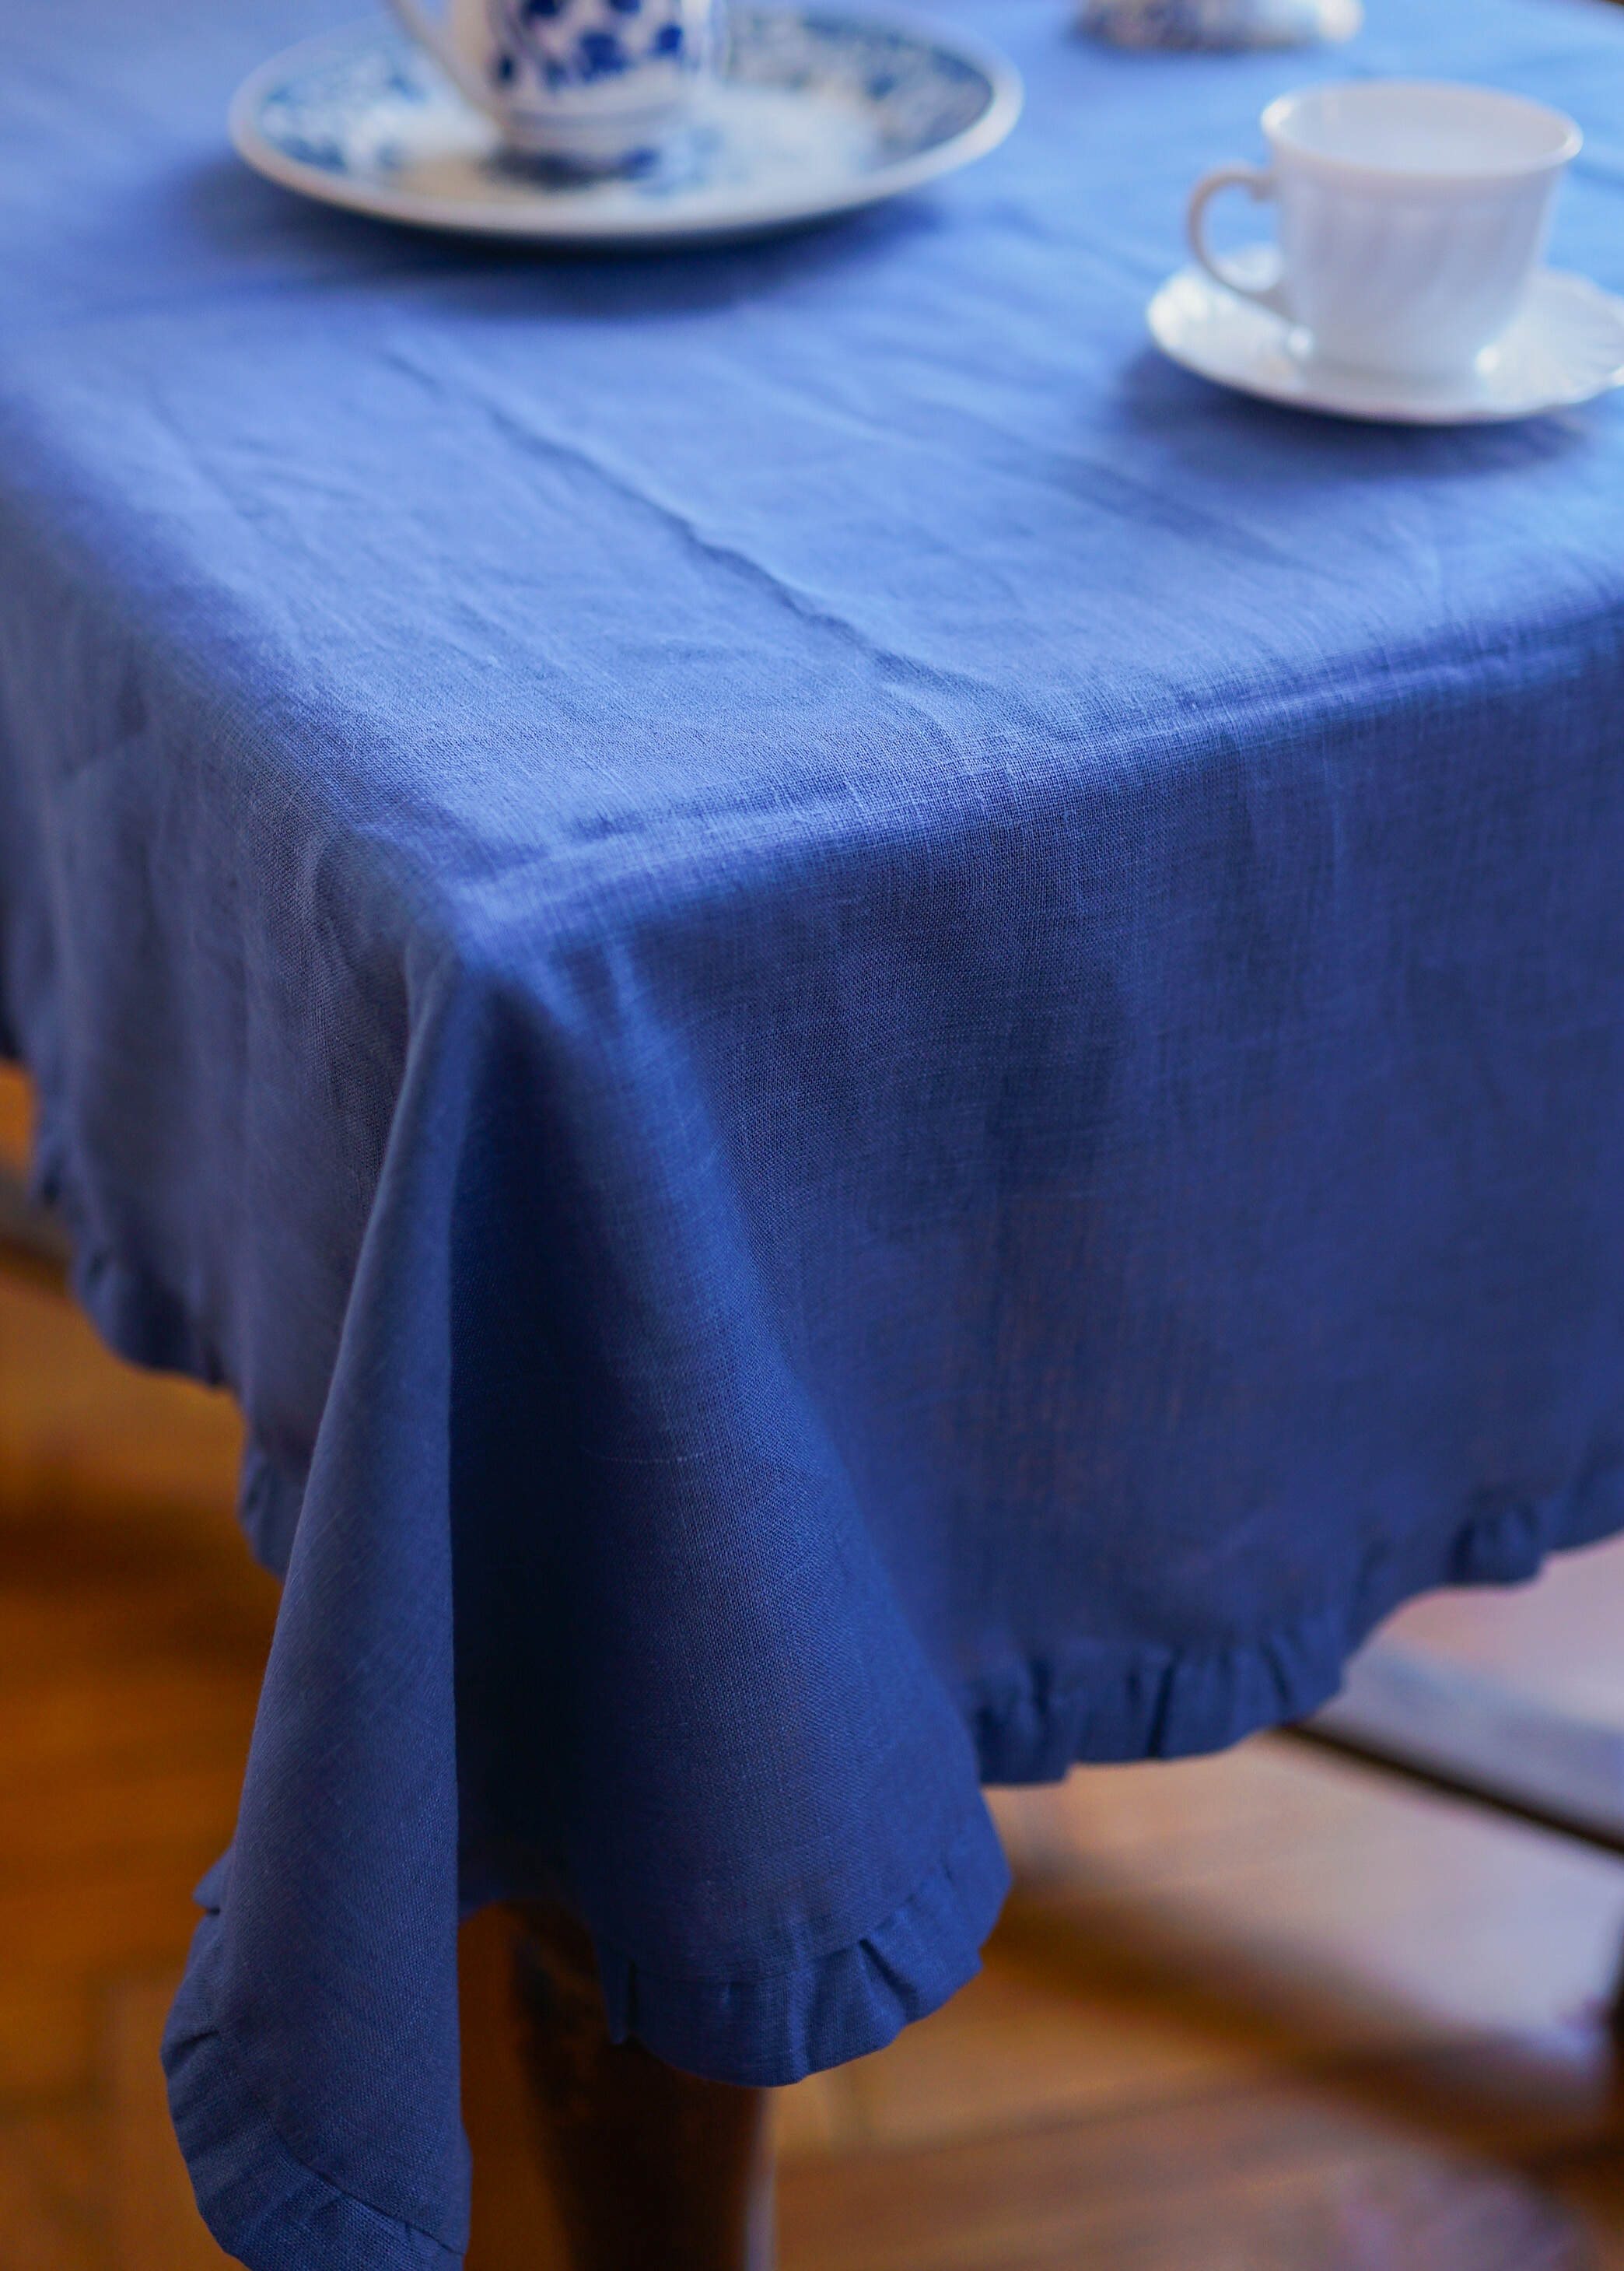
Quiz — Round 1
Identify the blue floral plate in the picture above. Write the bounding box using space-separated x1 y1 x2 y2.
229 10 1022 244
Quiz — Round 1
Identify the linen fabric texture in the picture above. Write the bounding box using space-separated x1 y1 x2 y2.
3 0 1624 2261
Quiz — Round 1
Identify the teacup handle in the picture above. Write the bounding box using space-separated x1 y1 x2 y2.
383 0 507 124
1186 164 1290 316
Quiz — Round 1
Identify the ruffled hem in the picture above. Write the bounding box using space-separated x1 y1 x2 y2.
161 1810 1009 2270
593 1803 1012 2088
135 1445 1624 2271
163 1894 464 2271
964 1454 1624 1783
236 1439 306 1579
30 1125 307 1580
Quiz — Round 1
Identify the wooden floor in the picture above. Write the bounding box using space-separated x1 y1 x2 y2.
5 1060 1624 2269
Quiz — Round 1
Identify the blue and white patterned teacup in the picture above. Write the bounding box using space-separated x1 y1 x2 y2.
384 0 719 169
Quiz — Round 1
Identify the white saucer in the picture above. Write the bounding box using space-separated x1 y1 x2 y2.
229 12 1022 246
1147 262 1624 425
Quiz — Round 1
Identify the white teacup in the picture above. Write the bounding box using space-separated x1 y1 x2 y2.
385 0 719 170
1187 80 1581 381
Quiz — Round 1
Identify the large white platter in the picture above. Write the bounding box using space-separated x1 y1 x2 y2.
229 10 1022 245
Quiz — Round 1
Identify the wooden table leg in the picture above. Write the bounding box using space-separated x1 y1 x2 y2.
509 1904 775 2271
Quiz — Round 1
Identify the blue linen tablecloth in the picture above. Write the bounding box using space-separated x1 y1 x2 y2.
4 0 1624 2260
